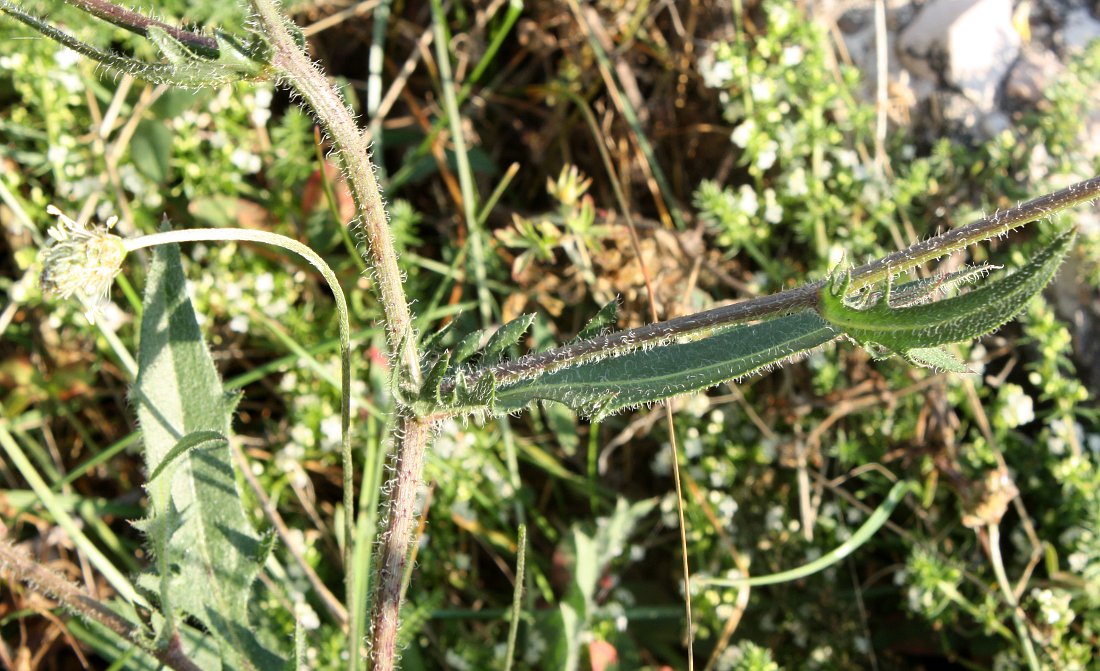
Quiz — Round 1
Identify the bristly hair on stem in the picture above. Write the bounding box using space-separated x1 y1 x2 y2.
443 175 1100 393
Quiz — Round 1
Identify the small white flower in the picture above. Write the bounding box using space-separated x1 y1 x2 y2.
0 53 26 69
782 45 803 66
320 415 342 450
756 141 778 170
788 166 809 197
1067 551 1088 573
294 602 320 631
255 271 276 296
254 87 274 109
47 145 68 165
718 495 738 522
763 188 783 223
40 205 127 324
230 148 262 174
738 185 759 216
228 314 249 333
54 48 80 69
999 385 1034 428
750 79 774 102
730 120 755 148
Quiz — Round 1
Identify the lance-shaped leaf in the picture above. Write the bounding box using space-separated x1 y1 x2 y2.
133 243 283 669
481 313 536 364
491 310 837 420
819 227 1075 361
572 299 618 342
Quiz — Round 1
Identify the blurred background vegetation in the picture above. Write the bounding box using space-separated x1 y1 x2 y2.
2 1 1099 669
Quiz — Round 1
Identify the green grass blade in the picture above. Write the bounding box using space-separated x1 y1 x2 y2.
700 480 911 588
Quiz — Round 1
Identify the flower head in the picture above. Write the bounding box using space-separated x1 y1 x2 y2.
40 205 127 323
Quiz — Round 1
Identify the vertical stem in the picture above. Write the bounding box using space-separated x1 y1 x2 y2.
249 0 420 384
988 524 1042 671
368 414 432 670
247 3 430 670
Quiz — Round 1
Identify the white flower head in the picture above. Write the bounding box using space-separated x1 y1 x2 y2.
40 205 127 323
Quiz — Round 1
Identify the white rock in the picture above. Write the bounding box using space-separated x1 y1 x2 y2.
1063 8 1100 53
898 0 1021 112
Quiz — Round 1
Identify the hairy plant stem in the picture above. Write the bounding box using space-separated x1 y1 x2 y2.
0 539 202 671
367 414 431 670
63 0 218 53
449 175 1100 392
247 3 427 669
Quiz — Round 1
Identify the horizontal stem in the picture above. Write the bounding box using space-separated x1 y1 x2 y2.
450 175 1100 391
63 0 218 53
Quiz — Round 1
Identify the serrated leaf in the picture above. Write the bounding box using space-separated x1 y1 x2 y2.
572 299 618 342
819 227 1075 359
492 310 836 420
146 26 270 88
420 319 455 355
481 313 535 364
133 242 284 668
886 264 998 308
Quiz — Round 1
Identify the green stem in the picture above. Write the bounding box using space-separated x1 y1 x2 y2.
988 524 1042 671
699 480 911 587
429 0 492 327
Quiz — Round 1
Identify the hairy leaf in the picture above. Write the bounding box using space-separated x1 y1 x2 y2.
481 313 536 364
572 299 619 342
452 328 484 365
491 310 837 420
133 243 283 668
819 228 1075 362
146 27 271 88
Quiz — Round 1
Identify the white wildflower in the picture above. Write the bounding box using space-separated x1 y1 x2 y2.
730 120 755 148
999 384 1034 428
230 148 262 174
788 166 809 196
738 185 759 216
763 188 783 223
40 205 127 324
54 48 80 69
756 141 778 170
